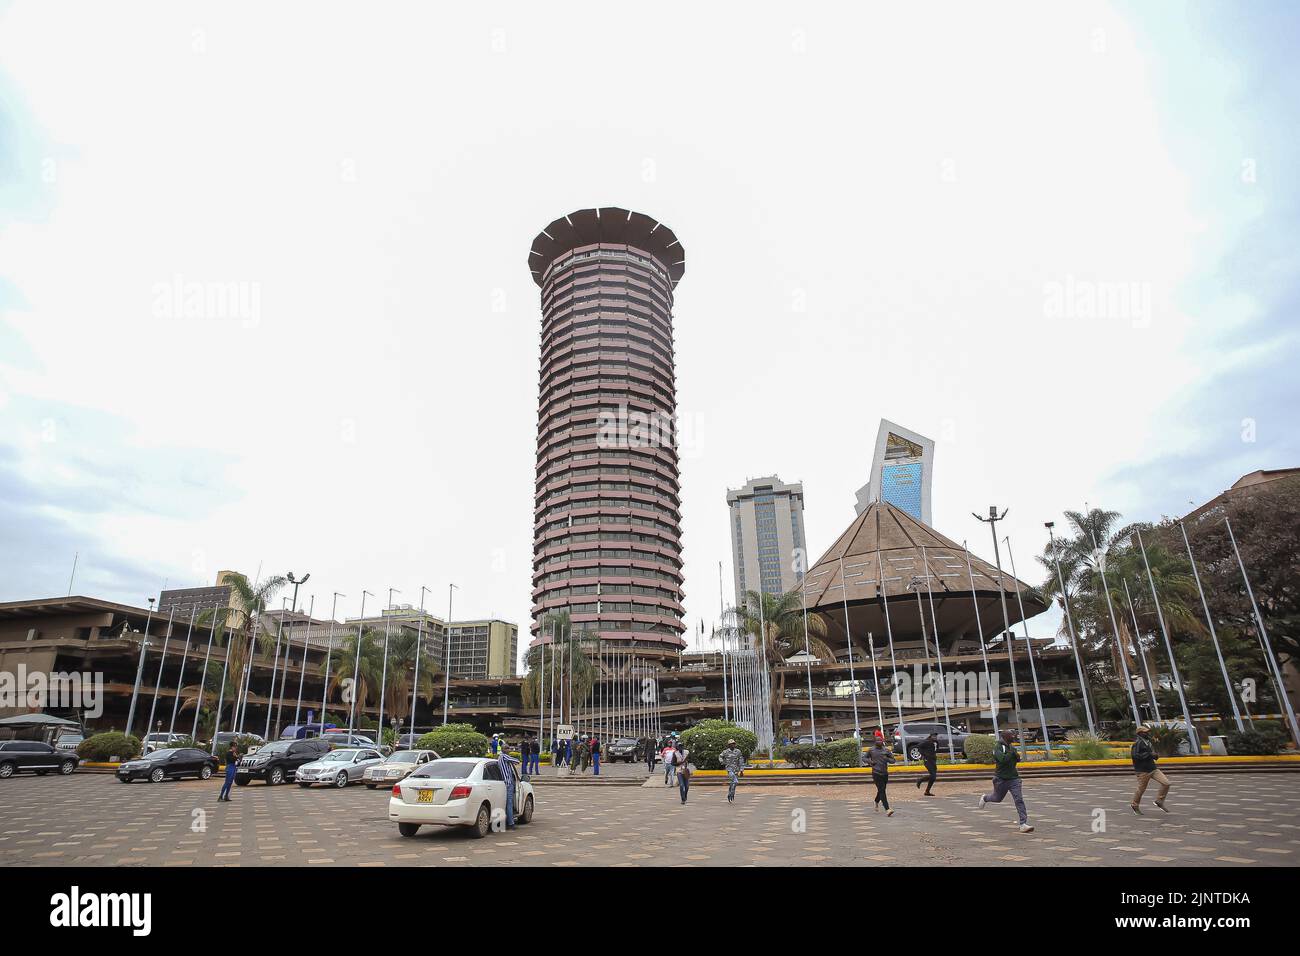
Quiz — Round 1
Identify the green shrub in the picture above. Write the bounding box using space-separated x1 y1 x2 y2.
1148 725 1187 757
77 731 141 762
1225 725 1286 756
962 734 996 764
416 725 489 757
1064 730 1112 760
774 738 860 769
679 719 758 770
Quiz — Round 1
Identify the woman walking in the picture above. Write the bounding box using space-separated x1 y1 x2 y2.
867 737 895 816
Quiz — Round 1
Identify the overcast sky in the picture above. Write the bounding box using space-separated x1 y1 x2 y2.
2 1 1297 667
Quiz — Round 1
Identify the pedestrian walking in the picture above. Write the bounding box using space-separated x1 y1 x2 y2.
676 745 692 804
1130 725 1171 814
644 737 657 772
719 739 744 804
218 740 240 802
563 737 572 768
591 734 601 776
915 731 938 796
662 741 677 785
867 738 895 816
978 730 1034 832
551 737 560 769
490 734 500 756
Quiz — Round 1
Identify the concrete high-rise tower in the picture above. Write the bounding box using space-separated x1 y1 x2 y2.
727 476 807 608
527 208 687 653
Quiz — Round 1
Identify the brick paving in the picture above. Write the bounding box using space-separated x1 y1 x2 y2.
0 770 1296 866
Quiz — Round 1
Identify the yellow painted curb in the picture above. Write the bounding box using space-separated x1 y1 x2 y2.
694 754 1300 776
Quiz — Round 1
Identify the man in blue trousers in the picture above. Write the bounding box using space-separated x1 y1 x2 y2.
497 749 520 830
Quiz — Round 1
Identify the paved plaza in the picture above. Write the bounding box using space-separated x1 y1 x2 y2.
1 771 1296 867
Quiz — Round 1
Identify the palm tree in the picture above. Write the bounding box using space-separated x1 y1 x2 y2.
733 587 833 738
193 572 287 729
1039 509 1203 722
328 627 386 726
521 611 598 724
382 629 440 728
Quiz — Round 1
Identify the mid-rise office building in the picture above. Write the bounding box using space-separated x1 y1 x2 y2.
727 476 808 607
157 570 238 619
854 419 935 524
446 619 518 679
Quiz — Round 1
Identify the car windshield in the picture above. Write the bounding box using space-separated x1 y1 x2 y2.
410 760 478 780
257 742 292 755
144 733 172 741
144 748 180 760
615 739 637 746
321 750 357 762
388 752 421 763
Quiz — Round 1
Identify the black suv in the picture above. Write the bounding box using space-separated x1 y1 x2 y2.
605 738 640 763
0 740 79 778
892 722 971 759
234 738 330 786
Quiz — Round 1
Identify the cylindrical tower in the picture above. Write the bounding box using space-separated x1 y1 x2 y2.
527 207 687 655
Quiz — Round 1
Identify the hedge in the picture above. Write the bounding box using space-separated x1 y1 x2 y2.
415 725 489 758
678 720 758 770
778 737 862 768
961 734 996 764
77 731 141 762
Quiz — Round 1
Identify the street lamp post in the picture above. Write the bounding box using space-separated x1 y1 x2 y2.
408 586 431 746
974 508 1026 746
1045 521 1096 735
124 597 157 738
318 592 344 735
145 607 176 744
347 591 373 736
377 587 400 746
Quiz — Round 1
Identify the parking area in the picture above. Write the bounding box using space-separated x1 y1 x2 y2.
0 771 1296 866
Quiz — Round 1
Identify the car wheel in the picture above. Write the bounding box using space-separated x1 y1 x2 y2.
0 761 15 778
398 822 420 838
60 761 76 775
268 766 285 786
519 794 534 825
235 777 250 787
334 773 349 789
120 776 132 783
149 767 165 783
199 764 213 780
472 802 491 838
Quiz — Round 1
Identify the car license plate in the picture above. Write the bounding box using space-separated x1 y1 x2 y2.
417 789 434 803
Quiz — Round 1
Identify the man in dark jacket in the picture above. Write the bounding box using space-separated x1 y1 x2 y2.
915 732 939 795
1130 725 1170 814
977 730 1033 832
867 739 895 816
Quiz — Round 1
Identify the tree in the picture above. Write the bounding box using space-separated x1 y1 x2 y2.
381 628 440 728
328 627 386 722
521 610 598 723
732 586 832 740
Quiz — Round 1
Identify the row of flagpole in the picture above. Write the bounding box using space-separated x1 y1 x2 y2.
127 582 466 755
735 504 1300 757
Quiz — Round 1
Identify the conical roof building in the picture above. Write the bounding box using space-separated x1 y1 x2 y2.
801 501 1047 653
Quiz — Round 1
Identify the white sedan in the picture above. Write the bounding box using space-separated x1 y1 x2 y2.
389 756 534 838
295 748 385 788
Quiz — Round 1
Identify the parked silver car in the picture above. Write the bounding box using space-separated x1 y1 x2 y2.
294 748 385 788
364 749 440 789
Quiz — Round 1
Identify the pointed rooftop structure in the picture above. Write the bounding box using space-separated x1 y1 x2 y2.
800 500 1047 652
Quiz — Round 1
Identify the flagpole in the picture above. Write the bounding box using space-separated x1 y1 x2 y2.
347 591 372 736
192 608 222 740
1224 517 1300 748
1088 522 1143 728
1179 521 1243 731
1135 528 1201 753
1005 539 1052 757
263 599 288 741
145 607 177 740
409 587 430 745
1122 578 1161 722
974 508 1026 745
292 594 315 729
866 632 886 738
1045 522 1096 735
875 541 908 764
319 592 343 736
168 612 196 737
920 546 957 760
